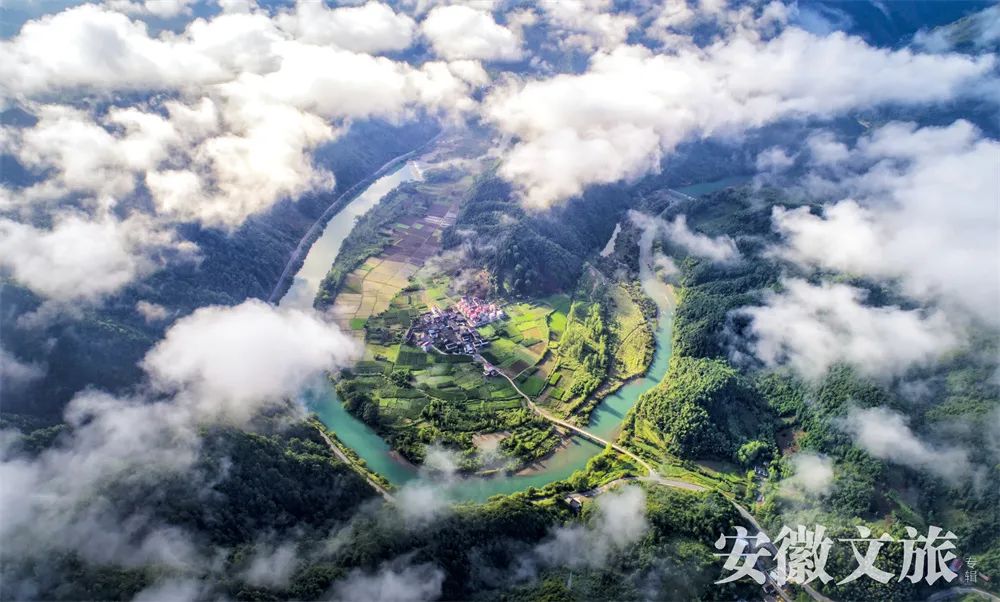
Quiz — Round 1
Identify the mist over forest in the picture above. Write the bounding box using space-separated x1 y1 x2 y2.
0 0 997 600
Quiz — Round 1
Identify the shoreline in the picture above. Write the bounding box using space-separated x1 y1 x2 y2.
267 131 443 305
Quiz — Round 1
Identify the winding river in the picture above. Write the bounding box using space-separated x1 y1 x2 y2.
286 161 676 502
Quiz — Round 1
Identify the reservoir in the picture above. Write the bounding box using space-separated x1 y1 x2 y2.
284 159 676 502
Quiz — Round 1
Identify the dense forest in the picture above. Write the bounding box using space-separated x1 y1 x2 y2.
1 418 377 600
624 185 1000 600
441 174 629 296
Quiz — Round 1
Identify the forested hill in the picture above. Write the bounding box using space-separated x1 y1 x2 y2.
441 173 629 296
625 185 1000 601
1 120 439 417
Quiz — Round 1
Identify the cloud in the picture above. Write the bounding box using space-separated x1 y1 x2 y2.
0 4 225 96
421 5 522 61
628 210 739 263
131 578 210 602
804 130 850 165
756 146 796 172
105 0 195 19
914 5 1000 52
643 0 791 46
780 452 834 497
838 406 975 484
331 559 445 602
393 445 465 526
539 0 636 52
535 486 647 568
1 390 206 571
136 301 170 323
739 279 957 381
0 3 488 302
143 300 360 423
0 213 189 303
486 30 993 207
772 120 1000 328
241 541 300 589
0 347 45 391
275 1 417 54
1 300 360 575
653 252 680 281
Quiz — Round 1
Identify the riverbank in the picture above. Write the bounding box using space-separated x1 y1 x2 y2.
269 132 442 305
281 140 678 501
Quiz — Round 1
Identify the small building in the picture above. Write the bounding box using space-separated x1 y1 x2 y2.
563 493 586 514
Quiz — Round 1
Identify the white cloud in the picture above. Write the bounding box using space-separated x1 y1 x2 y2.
331 560 445 602
0 300 360 571
393 445 461 526
242 541 300 589
756 146 796 172
276 1 416 54
780 452 834 497
142 300 360 423
0 347 45 390
839 406 975 484
131 578 210 602
421 5 522 61
629 210 739 263
136 301 170 323
805 130 849 165
653 252 680 281
645 0 791 47
0 3 489 303
486 30 993 207
773 120 1000 327
662 215 739 263
740 279 957 381
539 0 636 52
0 390 205 570
105 0 196 19
0 213 184 302
914 5 1000 52
0 4 225 97
536 486 647 568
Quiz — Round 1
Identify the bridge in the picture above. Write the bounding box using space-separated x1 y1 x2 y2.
485 357 703 491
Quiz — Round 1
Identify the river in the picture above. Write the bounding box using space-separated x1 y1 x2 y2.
285 161 676 502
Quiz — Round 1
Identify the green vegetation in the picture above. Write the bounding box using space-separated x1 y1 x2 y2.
441 173 626 296
537 277 656 420
634 356 774 460
626 185 1000 600
314 183 428 309
335 280 565 470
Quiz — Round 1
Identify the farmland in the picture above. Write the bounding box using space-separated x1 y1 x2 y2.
334 278 565 471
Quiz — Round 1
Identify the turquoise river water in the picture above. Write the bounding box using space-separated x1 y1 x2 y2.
286 161 677 502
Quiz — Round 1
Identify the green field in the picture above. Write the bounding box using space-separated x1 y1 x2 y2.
336 276 562 470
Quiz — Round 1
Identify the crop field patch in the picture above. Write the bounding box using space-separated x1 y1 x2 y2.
519 375 546 396
508 359 529 373
396 348 428 368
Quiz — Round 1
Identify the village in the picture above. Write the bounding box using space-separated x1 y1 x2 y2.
404 296 505 356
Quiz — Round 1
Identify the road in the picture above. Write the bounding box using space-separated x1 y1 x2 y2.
484 356 834 602
311 421 396 502
484 356 704 492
